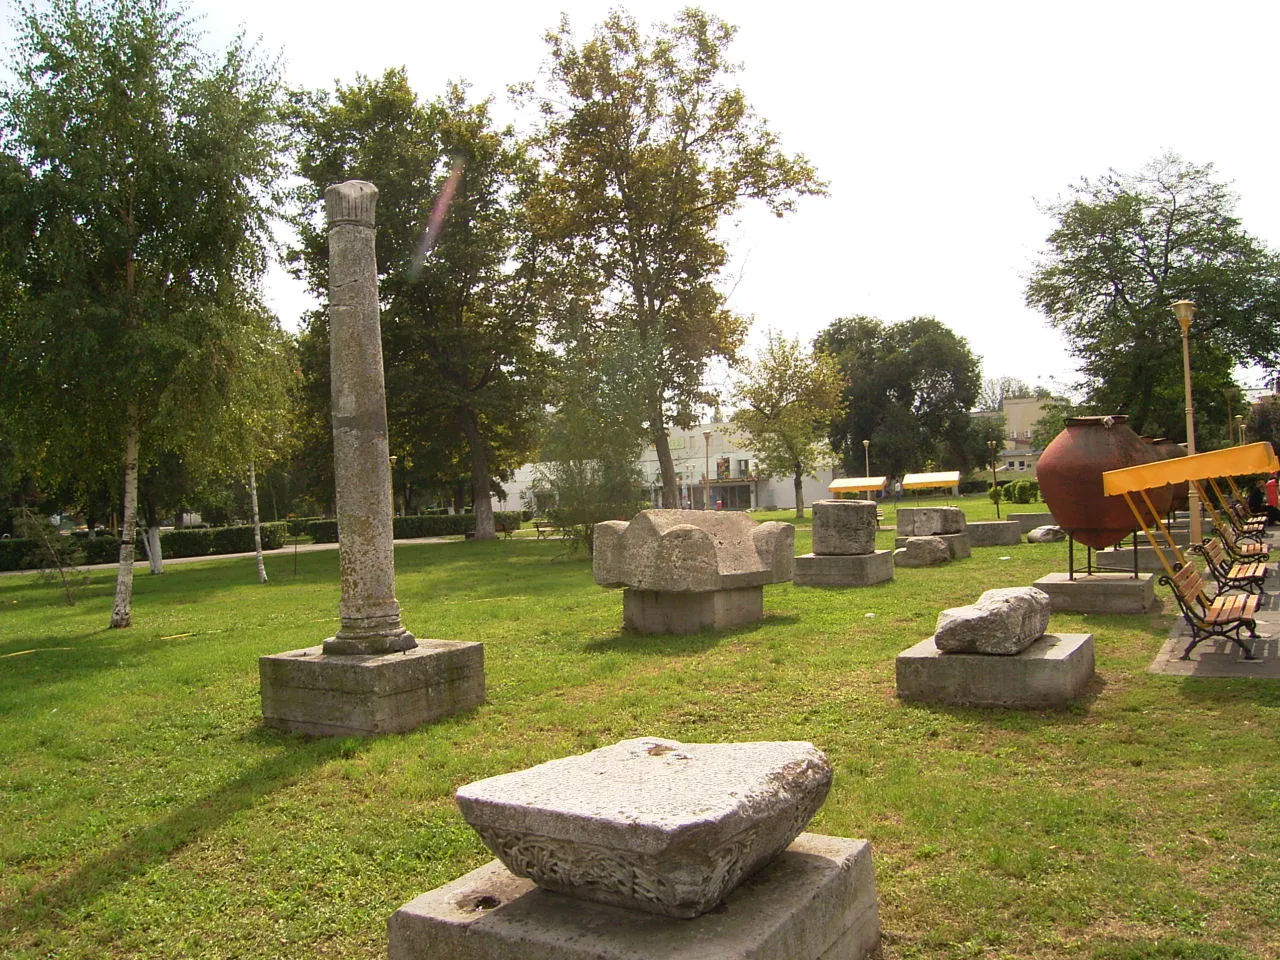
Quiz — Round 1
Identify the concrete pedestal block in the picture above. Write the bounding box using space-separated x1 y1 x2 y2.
260 640 484 736
623 586 764 633
896 633 1095 709
388 832 880 960
896 506 966 536
966 520 1023 547
1033 572 1157 614
794 551 894 587
1007 512 1055 535
1093 545 1185 573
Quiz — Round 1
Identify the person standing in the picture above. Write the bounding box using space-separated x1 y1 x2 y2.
1267 474 1280 525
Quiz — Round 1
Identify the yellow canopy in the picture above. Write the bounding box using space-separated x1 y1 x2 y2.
901 471 961 491
1101 442 1278 495
828 476 887 494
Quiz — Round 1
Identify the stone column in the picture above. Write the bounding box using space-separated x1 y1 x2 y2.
324 180 415 655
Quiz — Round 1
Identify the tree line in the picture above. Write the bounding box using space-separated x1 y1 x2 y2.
4 1 1279 627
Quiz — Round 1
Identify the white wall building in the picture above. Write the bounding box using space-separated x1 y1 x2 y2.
497 421 837 513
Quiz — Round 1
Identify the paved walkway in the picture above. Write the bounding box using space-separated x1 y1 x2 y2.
1148 524 1280 679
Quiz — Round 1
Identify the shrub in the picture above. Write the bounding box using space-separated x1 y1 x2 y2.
988 486 1002 504
307 520 339 543
210 522 287 554
83 536 122 565
393 514 474 538
0 537 34 571
158 528 214 558
287 516 322 536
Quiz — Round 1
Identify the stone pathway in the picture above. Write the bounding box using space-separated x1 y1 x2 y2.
1148 525 1280 679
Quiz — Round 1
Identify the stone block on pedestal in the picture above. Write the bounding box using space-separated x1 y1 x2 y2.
894 536 951 567
811 499 878 555
388 833 880 960
260 640 484 737
793 550 894 587
896 506 966 537
896 633 1095 708
966 520 1023 547
622 586 764 633
1033 572 1157 614
1092 545 1182 573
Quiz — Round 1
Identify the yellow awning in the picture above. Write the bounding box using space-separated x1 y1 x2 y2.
828 476 887 494
1101 442 1278 495
901 471 961 491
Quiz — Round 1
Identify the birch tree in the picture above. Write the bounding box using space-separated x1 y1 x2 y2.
1 0 282 625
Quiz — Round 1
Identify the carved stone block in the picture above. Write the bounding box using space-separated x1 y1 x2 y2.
454 737 832 919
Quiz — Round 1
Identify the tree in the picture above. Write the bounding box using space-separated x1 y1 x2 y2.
815 316 983 480
1026 153 1280 442
289 71 548 539
730 332 845 518
522 8 826 508
1246 395 1280 454
2 0 283 626
975 376 1038 412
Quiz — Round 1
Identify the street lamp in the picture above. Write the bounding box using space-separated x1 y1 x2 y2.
1172 299 1201 543
1235 414 1245 445
703 429 713 511
987 439 1000 519
389 455 398 516
862 439 870 501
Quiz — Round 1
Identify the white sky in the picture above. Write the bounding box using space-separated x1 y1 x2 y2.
9 0 1280 393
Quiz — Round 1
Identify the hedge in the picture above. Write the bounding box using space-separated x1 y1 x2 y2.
0 523 290 571
307 512 523 544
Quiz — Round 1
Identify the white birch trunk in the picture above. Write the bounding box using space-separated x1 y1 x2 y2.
249 460 267 584
146 526 163 575
110 407 140 628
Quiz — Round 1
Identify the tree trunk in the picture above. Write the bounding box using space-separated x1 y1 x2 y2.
461 410 495 539
793 467 805 519
249 460 267 584
145 526 163 575
652 412 678 508
110 406 140 628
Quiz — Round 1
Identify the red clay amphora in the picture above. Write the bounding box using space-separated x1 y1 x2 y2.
1035 415 1174 548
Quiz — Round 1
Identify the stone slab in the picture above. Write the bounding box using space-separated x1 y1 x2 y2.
793 551 894 587
622 586 764 633
965 520 1023 547
896 507 966 537
894 532 971 557
260 640 484 736
934 587 1051 655
893 536 950 568
388 832 880 960
1007 512 1055 535
454 738 832 918
1033 572 1158 614
811 499 878 556
1092 545 1183 573
895 633 1095 709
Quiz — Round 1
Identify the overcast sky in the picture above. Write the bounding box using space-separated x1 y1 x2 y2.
8 0 1280 395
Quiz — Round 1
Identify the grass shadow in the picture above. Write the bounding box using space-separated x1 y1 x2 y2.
897 670 1109 725
0 731 365 934
582 613 803 655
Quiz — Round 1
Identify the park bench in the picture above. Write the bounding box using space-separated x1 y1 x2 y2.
534 519 564 540
1222 501 1266 543
1210 518 1270 562
1158 560 1260 660
1189 536 1268 596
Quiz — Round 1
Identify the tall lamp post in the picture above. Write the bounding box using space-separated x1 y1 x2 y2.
862 439 870 500
1235 414 1246 446
389 455 398 516
987 439 1000 519
1172 299 1201 543
703 429 713 511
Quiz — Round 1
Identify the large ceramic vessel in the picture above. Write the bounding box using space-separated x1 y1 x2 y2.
1148 438 1189 513
1036 416 1173 548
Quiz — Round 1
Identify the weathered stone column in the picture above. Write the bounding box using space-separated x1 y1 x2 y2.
324 180 415 655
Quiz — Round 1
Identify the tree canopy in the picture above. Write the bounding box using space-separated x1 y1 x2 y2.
730 332 845 517
815 316 984 479
289 70 549 538
1 0 284 625
1026 153 1280 444
521 8 826 507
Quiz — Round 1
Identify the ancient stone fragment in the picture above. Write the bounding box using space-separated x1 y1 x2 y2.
896 507 966 537
1027 525 1067 543
454 737 833 919
811 499 879 556
893 536 950 567
934 586 1051 655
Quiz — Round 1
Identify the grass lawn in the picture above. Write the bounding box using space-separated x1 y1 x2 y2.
2 495 1277 959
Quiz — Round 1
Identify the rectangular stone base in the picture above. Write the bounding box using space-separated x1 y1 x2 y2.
1007 512 1055 534
623 586 764 634
388 832 880 960
966 520 1023 547
794 550 894 587
896 633 1095 708
260 640 484 736
1092 545 1184 574
1034 572 1157 614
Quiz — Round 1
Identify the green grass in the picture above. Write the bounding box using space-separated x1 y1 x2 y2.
2 495 1278 959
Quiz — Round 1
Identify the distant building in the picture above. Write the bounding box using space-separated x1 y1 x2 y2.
973 395 1060 482
498 422 836 513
